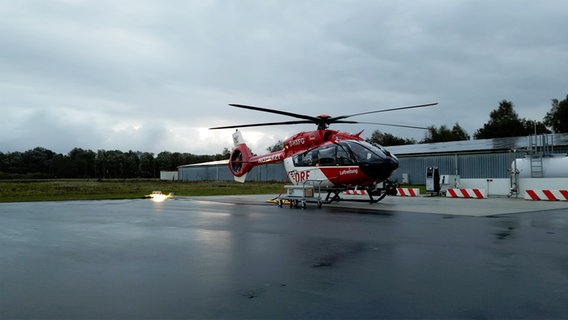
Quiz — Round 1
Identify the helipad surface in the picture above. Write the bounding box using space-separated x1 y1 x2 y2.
1 196 567 318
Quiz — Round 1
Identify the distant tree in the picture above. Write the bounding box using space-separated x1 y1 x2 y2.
99 150 127 178
170 152 186 169
544 94 568 133
422 123 470 143
366 130 416 146
95 150 107 179
220 148 231 159
267 140 285 152
5 151 23 174
51 154 76 178
474 100 549 139
21 147 57 175
123 151 141 177
156 151 174 171
521 119 551 135
68 147 96 178
451 123 471 141
156 151 214 170
138 152 156 178
0 152 6 173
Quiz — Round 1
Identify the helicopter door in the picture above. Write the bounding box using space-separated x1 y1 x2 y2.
317 146 336 166
336 144 355 165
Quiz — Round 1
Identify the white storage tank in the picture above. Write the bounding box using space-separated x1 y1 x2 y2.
512 155 568 178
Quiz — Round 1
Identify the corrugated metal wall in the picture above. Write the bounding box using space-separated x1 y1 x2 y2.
179 163 287 182
392 152 521 184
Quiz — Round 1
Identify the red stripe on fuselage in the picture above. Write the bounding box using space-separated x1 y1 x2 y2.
319 166 375 186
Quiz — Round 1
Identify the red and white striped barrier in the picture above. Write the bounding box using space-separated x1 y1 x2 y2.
524 190 568 201
343 190 368 196
396 188 420 197
446 188 487 199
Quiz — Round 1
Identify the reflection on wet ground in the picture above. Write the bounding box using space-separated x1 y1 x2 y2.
1 197 568 319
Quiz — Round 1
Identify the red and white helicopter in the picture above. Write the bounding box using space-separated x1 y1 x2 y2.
210 103 437 204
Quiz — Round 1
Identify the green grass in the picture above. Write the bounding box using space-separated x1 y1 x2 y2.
0 179 285 203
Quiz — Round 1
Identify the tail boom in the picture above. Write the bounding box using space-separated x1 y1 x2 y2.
228 130 284 182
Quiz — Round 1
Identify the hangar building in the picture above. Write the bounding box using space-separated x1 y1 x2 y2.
177 133 568 184
389 133 568 185
178 160 286 182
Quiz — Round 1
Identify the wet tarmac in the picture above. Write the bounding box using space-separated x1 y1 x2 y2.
1 196 568 319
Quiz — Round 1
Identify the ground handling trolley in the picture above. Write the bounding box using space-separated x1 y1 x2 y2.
275 179 400 208
277 180 326 209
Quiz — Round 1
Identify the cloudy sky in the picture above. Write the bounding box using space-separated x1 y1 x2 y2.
2 0 567 155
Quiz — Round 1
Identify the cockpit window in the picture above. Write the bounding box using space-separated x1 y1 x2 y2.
292 141 390 167
337 141 387 164
318 146 336 166
336 144 355 165
293 149 317 166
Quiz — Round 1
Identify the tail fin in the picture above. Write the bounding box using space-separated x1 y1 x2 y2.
232 129 246 147
229 130 253 182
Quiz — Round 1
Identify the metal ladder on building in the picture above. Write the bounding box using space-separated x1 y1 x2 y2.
528 134 552 178
530 155 544 178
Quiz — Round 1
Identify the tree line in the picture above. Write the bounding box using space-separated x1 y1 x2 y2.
0 148 230 179
366 95 568 146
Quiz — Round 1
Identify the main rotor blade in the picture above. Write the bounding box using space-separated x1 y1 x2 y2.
355 122 430 130
327 120 360 125
209 120 313 130
331 103 438 121
229 104 317 122
212 102 438 130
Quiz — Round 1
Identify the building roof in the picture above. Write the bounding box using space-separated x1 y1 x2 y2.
178 160 228 168
386 133 568 156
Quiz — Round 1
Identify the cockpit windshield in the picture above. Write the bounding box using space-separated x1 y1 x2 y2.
337 140 391 164
292 140 396 167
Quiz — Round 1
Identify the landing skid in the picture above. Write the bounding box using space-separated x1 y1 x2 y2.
274 180 398 208
322 188 387 204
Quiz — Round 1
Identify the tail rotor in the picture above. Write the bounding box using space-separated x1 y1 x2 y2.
229 130 253 182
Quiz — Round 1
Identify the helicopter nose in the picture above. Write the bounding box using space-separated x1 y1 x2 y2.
387 155 399 171
381 157 399 176
359 156 399 180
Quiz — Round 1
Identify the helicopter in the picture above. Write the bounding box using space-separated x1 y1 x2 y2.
210 103 438 204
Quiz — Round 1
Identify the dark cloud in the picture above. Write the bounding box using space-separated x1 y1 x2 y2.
1 0 568 155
